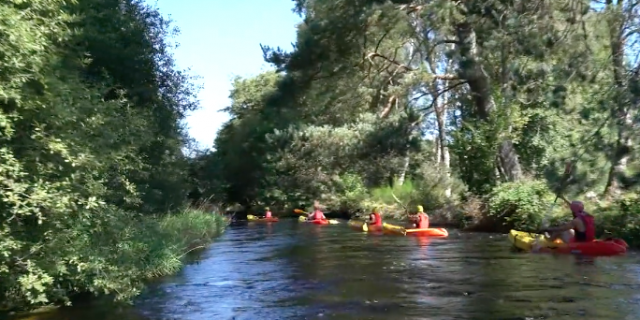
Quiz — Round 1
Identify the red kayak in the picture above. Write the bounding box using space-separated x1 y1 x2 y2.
539 239 628 256
311 219 329 225
508 230 628 256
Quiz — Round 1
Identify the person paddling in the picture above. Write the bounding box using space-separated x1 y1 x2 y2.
409 205 429 229
307 202 326 221
264 207 272 219
541 196 595 244
367 207 383 228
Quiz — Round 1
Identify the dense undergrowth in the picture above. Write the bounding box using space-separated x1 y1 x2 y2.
0 0 229 312
343 178 640 247
0 209 226 312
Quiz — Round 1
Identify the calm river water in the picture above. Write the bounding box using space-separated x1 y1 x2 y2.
12 219 640 320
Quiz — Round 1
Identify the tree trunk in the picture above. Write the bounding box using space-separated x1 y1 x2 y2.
603 0 632 197
434 82 452 197
454 21 523 181
397 154 410 186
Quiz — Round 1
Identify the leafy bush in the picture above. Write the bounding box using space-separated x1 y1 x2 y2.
596 194 640 247
487 180 556 231
0 209 226 311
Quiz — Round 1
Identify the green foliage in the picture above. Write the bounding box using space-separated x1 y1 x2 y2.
597 194 640 248
0 0 211 311
487 180 556 231
190 0 640 249
0 209 225 310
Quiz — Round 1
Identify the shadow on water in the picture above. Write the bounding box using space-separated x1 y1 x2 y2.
11 219 640 320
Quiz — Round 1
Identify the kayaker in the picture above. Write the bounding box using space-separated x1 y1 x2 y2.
308 202 326 221
541 197 595 243
367 207 383 227
409 205 429 229
264 207 272 218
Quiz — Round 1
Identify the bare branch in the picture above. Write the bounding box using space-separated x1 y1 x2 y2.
398 4 424 14
417 80 468 113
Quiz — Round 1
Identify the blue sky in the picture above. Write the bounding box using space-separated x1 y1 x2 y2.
149 0 302 149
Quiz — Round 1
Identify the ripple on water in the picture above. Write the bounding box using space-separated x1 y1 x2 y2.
12 219 640 320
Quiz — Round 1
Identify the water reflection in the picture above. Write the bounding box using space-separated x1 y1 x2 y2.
9 220 640 320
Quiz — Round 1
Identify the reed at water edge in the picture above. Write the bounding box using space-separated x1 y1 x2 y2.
143 208 229 278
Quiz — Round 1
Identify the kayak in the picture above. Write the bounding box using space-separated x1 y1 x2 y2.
382 222 449 237
247 214 279 222
508 230 628 256
298 215 339 224
348 220 383 232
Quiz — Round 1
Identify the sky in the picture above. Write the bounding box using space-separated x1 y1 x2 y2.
149 0 302 149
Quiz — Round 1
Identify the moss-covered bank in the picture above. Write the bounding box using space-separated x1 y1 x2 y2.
0 209 227 312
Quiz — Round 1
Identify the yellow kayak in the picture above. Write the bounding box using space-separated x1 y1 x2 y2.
347 220 382 232
508 230 554 251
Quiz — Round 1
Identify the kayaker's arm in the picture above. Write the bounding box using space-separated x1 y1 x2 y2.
545 220 577 233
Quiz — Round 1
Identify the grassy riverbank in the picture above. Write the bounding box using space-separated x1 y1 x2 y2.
315 178 640 248
0 209 227 312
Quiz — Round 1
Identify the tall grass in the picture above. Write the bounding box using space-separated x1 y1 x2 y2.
0 208 227 311
144 209 227 278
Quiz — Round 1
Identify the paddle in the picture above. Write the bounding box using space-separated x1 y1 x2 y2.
390 191 413 232
531 161 574 251
541 161 574 230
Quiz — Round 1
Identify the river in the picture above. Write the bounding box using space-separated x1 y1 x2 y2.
13 219 640 320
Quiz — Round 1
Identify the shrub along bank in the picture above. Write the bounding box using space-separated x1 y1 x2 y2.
301 178 640 249
0 0 230 312
0 209 226 312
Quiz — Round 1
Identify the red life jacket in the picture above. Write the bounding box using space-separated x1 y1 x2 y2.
265 211 272 218
416 213 429 229
312 210 325 221
369 213 382 226
576 212 595 242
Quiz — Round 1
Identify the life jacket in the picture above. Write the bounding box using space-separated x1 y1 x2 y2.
575 212 595 242
312 210 324 221
369 213 382 226
416 213 429 229
265 211 272 218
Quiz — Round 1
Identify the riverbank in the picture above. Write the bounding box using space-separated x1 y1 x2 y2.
290 179 640 248
0 209 227 313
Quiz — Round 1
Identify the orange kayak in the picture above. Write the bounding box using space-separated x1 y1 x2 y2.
298 216 340 224
247 215 279 222
383 223 448 237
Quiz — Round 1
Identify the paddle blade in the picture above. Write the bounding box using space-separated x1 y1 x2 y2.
362 222 368 232
247 214 256 221
328 219 340 224
298 215 307 222
294 209 306 214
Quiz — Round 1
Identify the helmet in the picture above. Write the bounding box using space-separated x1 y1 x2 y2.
417 205 424 213
570 201 584 215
